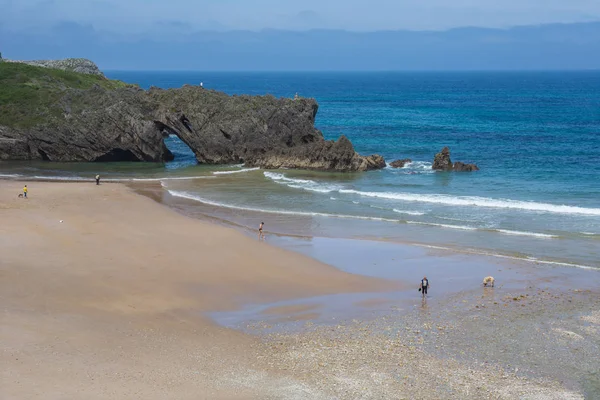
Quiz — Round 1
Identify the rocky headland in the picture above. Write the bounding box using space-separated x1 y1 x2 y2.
0 59 384 172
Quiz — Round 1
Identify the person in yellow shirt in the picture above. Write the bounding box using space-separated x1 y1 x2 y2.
23 185 28 198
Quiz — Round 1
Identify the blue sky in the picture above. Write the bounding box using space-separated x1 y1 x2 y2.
1 0 600 32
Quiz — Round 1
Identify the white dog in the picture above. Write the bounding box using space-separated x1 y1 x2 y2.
483 276 495 287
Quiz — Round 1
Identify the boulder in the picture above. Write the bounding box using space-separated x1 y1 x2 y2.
452 161 480 172
389 158 412 168
432 147 479 172
432 147 453 171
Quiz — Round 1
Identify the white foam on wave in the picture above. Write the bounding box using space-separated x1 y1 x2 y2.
168 190 402 223
212 167 260 175
385 161 435 174
495 229 558 239
415 244 597 271
408 221 556 238
0 173 23 179
169 189 562 240
338 189 600 216
264 171 341 193
392 209 426 216
403 161 433 170
408 221 478 231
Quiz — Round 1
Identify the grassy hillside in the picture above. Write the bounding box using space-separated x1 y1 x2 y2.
0 62 132 129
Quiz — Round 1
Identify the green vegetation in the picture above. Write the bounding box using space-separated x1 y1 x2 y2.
0 62 132 128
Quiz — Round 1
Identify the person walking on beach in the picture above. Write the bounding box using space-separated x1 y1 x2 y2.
420 276 430 297
258 222 265 240
23 185 28 198
95 175 100 185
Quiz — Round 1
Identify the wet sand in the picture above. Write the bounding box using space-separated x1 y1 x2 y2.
2 180 599 399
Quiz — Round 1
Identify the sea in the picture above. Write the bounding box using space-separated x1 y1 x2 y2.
2 71 599 269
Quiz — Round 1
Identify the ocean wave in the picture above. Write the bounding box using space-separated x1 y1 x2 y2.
168 190 401 223
212 167 260 175
392 209 426 216
264 171 341 193
7 175 216 182
494 229 558 239
0 173 24 179
385 161 435 174
338 189 600 216
407 221 478 231
403 161 433 170
407 221 556 238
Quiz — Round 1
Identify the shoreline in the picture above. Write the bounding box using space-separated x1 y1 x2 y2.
2 179 599 399
136 179 600 271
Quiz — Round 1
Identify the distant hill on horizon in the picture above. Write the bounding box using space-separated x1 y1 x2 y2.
2 21 600 71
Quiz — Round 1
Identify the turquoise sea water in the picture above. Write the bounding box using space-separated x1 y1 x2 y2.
2 71 599 268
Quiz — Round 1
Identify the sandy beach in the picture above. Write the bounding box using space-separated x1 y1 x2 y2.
2 180 599 399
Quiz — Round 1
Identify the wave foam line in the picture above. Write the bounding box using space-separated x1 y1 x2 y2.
168 190 402 223
0 174 215 182
213 167 259 175
415 244 597 271
264 171 341 193
407 221 556 238
392 209 426 216
408 221 478 231
338 189 600 216
494 229 558 239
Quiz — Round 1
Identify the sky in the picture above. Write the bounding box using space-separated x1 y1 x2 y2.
1 0 600 33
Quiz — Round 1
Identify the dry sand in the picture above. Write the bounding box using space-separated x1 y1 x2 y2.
2 180 597 399
0 181 388 399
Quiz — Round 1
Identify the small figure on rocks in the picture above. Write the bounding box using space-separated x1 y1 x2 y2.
420 276 430 297
294 92 299 100
95 174 100 185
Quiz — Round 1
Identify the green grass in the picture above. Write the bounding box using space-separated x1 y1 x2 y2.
0 62 133 128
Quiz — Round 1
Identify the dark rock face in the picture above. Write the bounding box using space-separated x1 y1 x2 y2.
247 135 386 171
0 82 384 171
389 158 412 168
0 87 170 162
432 147 453 171
432 147 479 172
452 161 480 172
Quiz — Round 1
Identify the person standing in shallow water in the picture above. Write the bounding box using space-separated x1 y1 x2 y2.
258 222 265 240
420 276 430 297
95 175 100 185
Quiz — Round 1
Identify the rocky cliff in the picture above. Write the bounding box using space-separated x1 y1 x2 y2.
0 62 384 171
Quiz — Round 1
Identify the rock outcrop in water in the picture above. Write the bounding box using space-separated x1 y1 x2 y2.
0 61 384 171
432 147 479 172
389 158 412 168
